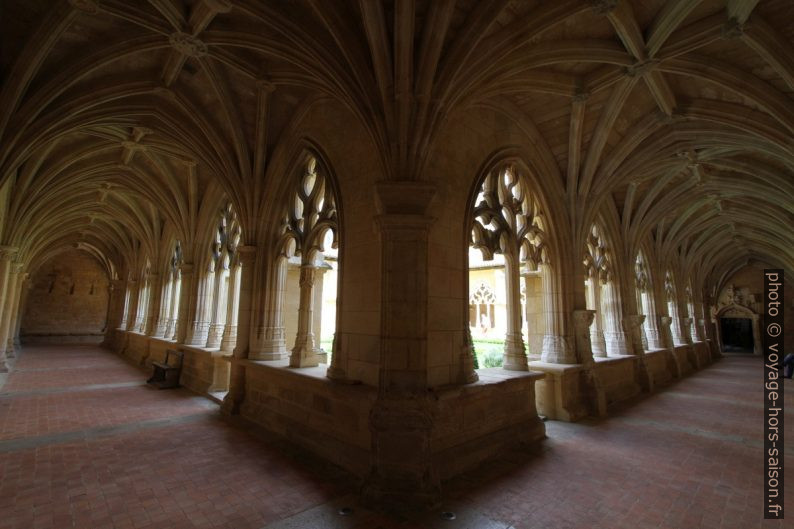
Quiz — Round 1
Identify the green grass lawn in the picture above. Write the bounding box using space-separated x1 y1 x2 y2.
318 338 511 369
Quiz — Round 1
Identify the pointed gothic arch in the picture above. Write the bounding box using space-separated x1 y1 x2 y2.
466 158 567 369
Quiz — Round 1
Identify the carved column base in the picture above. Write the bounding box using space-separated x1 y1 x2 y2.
604 331 631 355
458 349 479 383
0 357 7 373
362 395 440 510
152 323 168 339
289 343 320 368
206 323 225 349
326 365 350 381
186 322 210 346
541 335 576 364
250 327 288 360
163 320 176 341
502 333 528 371
590 330 607 358
220 326 238 353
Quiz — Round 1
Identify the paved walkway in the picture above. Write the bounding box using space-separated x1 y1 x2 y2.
0 346 791 528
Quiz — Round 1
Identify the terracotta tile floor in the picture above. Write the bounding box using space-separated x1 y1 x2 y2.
0 345 791 529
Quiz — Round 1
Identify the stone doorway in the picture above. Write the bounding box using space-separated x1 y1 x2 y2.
720 317 754 353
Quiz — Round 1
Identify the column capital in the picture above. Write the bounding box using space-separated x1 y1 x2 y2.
237 244 256 256
622 314 646 331
0 246 18 261
375 181 436 216
574 309 596 328
375 214 435 232
11 263 24 274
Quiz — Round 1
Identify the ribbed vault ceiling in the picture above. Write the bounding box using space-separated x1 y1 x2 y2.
0 0 791 289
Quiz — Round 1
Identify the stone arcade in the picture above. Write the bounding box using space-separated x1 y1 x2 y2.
0 0 793 520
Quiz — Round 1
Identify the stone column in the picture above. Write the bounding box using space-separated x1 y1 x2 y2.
572 309 595 359
220 264 241 352
668 301 688 346
206 270 228 349
221 246 256 415
640 290 664 350
624 314 652 391
175 264 194 343
660 315 675 349
681 317 694 345
153 276 172 337
125 280 139 332
0 248 18 372
0 264 23 360
6 270 28 356
502 250 528 370
363 182 439 508
165 275 181 340
587 277 607 357
289 265 322 367
250 258 288 360
457 324 479 383
712 312 723 353
541 264 576 364
573 308 607 414
118 283 131 329
187 271 213 346
622 315 646 355
602 281 631 355
133 279 149 333
751 314 762 355
12 273 31 351
103 279 125 346
144 274 162 336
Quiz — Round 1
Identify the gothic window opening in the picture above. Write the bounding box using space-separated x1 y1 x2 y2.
665 269 688 346
277 154 340 369
583 224 629 356
187 203 242 360
134 260 152 334
469 163 550 370
155 241 182 341
634 252 651 352
685 282 702 342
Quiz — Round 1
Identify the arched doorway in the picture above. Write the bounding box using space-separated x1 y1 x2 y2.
715 304 761 355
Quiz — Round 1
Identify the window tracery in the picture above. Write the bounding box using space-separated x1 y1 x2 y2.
470 164 550 369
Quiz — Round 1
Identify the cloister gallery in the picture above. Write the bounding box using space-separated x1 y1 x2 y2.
0 0 793 527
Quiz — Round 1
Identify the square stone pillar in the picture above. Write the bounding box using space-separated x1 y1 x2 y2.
222 246 256 415
363 181 440 509
7 270 29 356
0 247 18 372
0 263 23 361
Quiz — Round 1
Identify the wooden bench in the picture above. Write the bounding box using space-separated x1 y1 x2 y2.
147 349 183 389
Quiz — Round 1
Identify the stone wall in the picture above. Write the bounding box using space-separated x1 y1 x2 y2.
21 249 109 343
593 356 641 406
237 361 545 482
718 264 794 354
109 329 228 396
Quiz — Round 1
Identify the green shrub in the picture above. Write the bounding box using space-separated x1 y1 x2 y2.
472 339 504 368
480 349 504 368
